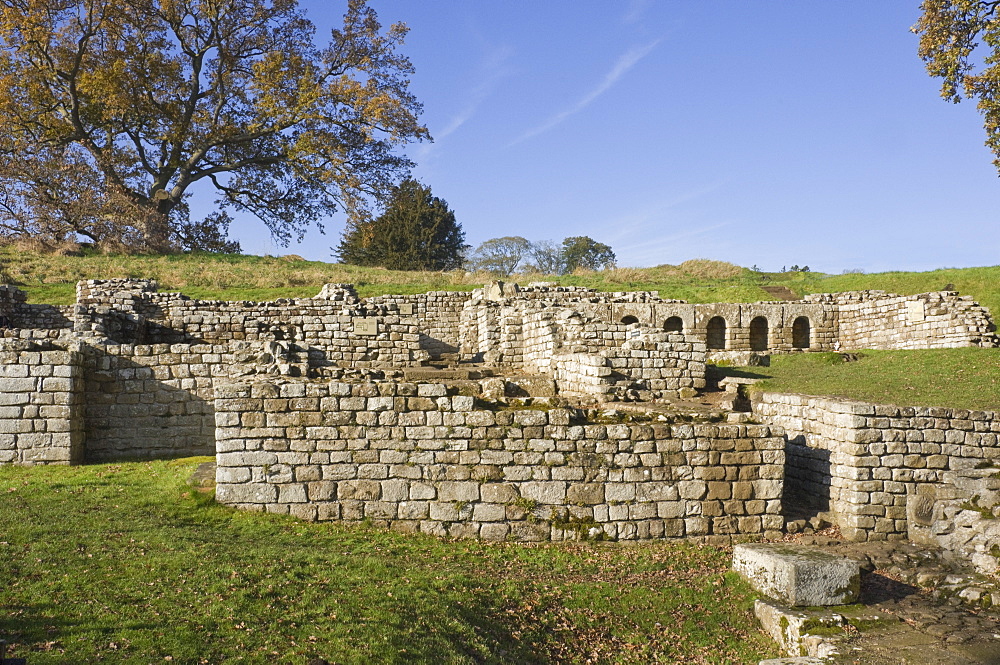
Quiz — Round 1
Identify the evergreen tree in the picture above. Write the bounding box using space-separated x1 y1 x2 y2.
337 180 465 270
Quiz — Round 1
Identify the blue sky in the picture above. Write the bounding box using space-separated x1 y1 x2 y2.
229 1 1000 274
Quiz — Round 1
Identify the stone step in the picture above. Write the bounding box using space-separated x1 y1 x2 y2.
402 367 494 381
733 543 860 606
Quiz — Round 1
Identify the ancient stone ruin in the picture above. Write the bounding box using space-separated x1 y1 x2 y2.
0 278 997 553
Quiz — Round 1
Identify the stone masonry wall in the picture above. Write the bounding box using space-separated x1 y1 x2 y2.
553 330 706 399
0 285 72 337
907 467 1000 578
0 340 83 465
73 281 428 368
366 291 469 358
805 290 997 349
81 342 232 461
754 392 1000 542
214 379 786 541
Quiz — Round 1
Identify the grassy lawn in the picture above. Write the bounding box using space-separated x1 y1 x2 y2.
731 348 1000 411
0 459 777 664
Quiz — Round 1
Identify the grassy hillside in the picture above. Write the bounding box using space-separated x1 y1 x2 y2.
4 249 999 315
0 458 776 664
726 348 1000 411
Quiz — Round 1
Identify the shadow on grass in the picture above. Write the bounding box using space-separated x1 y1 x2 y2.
0 602 157 660
382 597 550 664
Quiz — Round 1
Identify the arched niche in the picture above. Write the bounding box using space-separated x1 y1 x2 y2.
792 316 811 349
706 316 727 350
663 316 683 333
749 316 769 351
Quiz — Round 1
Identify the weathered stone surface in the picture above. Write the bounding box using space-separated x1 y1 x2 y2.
733 543 860 606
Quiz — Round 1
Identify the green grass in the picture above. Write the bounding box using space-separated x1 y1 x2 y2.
729 348 1000 411
4 250 998 315
0 459 777 664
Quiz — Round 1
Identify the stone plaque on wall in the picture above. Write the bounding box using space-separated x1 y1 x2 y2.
906 300 925 322
398 303 414 316
354 318 378 335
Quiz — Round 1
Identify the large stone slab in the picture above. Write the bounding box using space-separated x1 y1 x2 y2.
733 543 860 606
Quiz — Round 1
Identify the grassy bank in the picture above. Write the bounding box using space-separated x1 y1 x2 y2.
730 348 1000 411
3 250 998 315
0 459 776 664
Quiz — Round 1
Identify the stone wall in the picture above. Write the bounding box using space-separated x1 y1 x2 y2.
0 335 303 464
461 303 707 399
754 392 1000 541
366 291 469 358
81 342 231 461
0 284 73 337
214 378 786 541
553 329 706 399
907 467 1000 578
73 280 428 368
0 340 83 464
805 290 997 349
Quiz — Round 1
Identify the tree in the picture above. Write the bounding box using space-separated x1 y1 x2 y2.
336 179 465 270
524 239 566 275
0 0 427 252
467 236 531 275
561 236 616 272
914 0 1000 171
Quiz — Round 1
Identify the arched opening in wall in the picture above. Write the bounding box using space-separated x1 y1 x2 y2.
620 315 639 325
663 316 683 333
750 316 769 351
792 316 811 349
706 316 727 349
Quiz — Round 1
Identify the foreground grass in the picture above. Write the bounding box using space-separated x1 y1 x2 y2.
0 459 776 664
732 348 1000 411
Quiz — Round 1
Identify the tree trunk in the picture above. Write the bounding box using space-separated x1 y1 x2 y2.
143 199 176 253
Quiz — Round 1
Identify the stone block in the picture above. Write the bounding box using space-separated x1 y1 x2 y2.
567 482 604 504
732 543 860 606
520 481 566 504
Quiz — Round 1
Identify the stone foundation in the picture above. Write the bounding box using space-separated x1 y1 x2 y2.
213 378 786 541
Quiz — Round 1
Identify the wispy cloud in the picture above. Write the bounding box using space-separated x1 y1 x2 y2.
414 45 513 164
608 185 721 237
617 221 734 267
437 46 513 141
510 40 661 145
598 185 732 265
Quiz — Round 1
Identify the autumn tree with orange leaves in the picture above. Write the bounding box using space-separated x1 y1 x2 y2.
915 0 1000 173
0 0 428 252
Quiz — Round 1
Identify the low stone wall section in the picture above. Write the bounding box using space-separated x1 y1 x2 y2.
805 290 997 349
214 379 786 541
366 291 469 358
81 342 231 461
907 467 1000 578
0 285 73 336
754 392 1000 541
553 331 706 398
0 340 83 464
0 336 276 464
73 280 428 368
